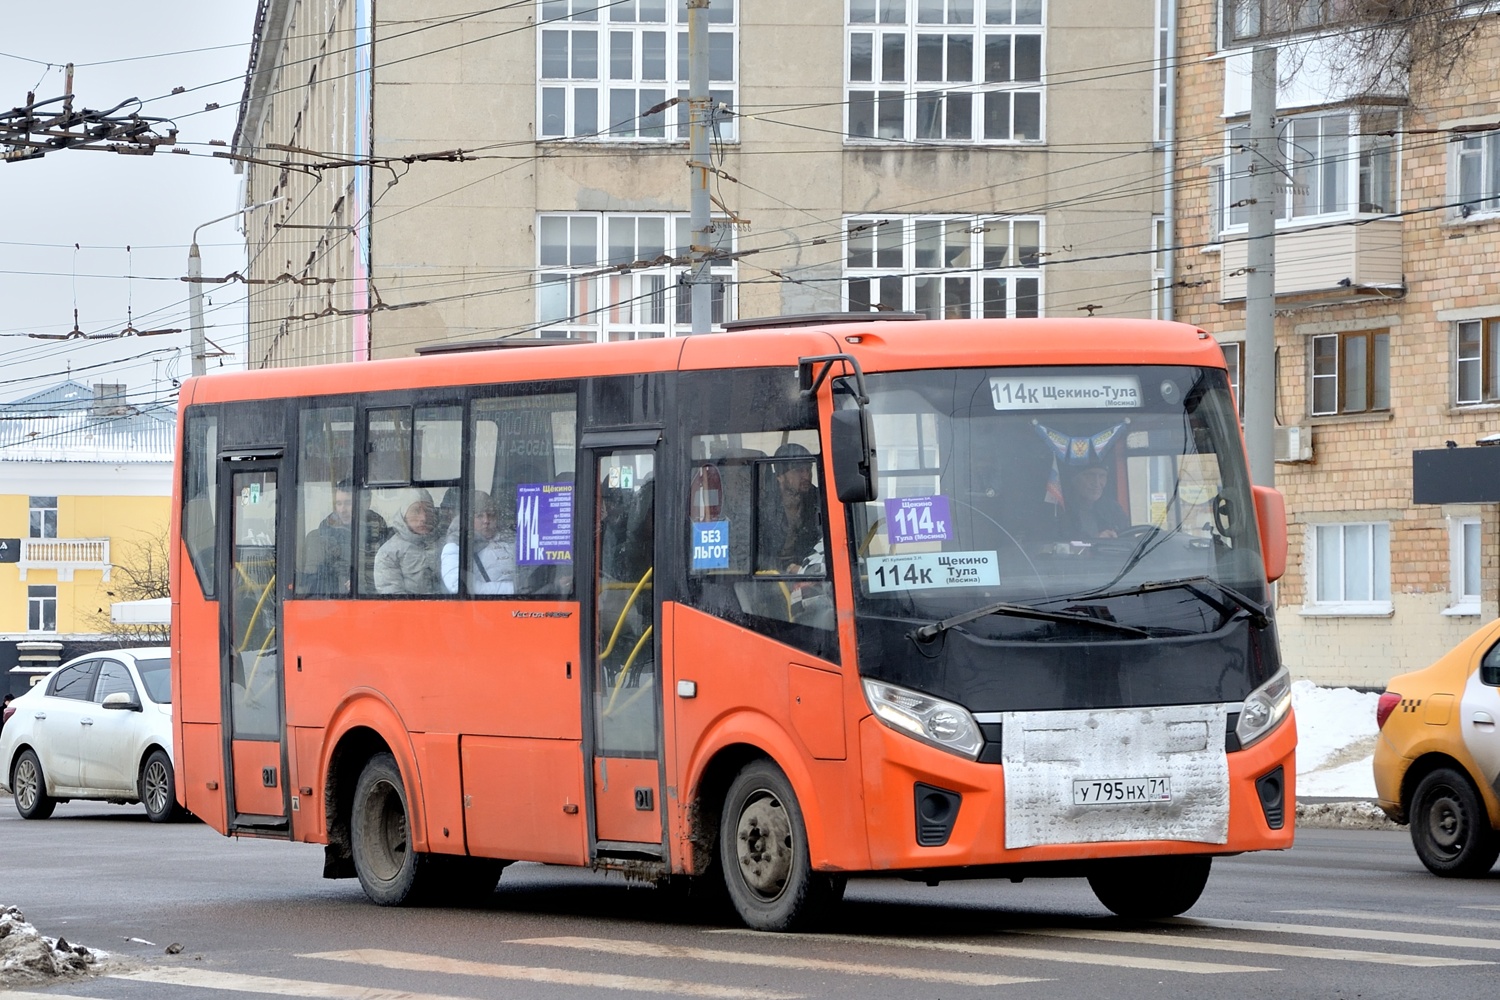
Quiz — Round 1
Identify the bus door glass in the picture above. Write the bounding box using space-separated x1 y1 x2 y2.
588 445 664 848
221 462 288 828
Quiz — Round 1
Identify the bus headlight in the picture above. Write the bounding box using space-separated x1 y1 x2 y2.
863 679 983 760
1235 667 1292 749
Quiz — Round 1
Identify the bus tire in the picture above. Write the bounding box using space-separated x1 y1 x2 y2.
1087 855 1212 919
140 748 183 823
719 760 839 931
12 749 56 820
1409 767 1500 877
351 752 437 906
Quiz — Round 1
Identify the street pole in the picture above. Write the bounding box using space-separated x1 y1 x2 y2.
1244 45 1278 487
687 0 711 334
188 198 283 377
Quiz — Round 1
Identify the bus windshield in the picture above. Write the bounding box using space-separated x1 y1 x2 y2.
848 364 1264 639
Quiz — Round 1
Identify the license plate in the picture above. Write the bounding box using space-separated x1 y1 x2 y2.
1072 776 1171 805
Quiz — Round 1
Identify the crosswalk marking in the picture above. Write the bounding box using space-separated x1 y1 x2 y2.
707 928 1273 974
1281 908 1500 931
1168 916 1500 951
1021 928 1490 968
510 936 1044 986
3 993 102 1000
127 960 799 1000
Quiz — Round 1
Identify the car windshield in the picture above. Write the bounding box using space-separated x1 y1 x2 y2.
846 364 1266 638
136 657 171 704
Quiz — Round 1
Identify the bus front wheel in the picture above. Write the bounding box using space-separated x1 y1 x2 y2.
719 760 843 931
1087 855 1212 918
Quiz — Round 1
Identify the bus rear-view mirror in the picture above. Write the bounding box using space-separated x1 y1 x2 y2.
830 408 878 504
1252 485 1286 583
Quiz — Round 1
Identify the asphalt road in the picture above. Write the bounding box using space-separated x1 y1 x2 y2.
1 799 1496 1000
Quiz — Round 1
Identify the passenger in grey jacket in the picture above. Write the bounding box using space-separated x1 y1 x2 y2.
373 489 441 594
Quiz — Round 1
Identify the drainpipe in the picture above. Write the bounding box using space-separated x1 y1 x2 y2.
1162 0 1178 321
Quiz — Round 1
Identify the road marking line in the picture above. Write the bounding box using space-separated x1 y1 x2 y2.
512 936 1043 986
1280 908 1500 930
1461 905 1500 912
706 928 1272 975
3 993 103 1000
1021 928 1491 968
124 959 799 1000
1167 916 1500 950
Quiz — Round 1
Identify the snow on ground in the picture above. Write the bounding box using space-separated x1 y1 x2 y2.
1292 680 1380 798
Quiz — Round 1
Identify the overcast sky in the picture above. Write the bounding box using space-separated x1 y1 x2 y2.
0 1 260 404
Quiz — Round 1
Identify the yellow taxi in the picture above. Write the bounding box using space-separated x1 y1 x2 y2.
1373 619 1500 877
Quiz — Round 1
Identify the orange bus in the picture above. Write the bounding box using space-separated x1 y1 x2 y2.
169 316 1293 930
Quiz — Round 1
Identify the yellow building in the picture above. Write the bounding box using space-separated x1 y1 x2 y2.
0 382 174 697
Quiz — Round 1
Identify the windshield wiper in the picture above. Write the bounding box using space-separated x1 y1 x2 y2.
912 600 1149 642
1083 576 1270 629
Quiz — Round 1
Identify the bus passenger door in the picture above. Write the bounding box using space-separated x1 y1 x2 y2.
219 460 289 833
583 441 665 855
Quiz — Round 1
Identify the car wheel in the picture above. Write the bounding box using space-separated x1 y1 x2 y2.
1087 855 1213 918
351 752 442 906
12 749 56 820
1409 767 1500 877
140 748 182 823
719 759 841 931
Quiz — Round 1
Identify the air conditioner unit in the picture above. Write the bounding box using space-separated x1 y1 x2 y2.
1274 424 1313 463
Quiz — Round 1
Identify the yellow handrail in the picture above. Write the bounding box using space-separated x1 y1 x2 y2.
604 625 654 715
598 567 653 661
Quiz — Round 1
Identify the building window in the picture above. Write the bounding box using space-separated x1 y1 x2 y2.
1155 0 1169 141
1308 522 1391 613
1453 130 1500 218
1223 0 1349 45
28 585 57 632
846 0 1044 143
538 0 737 142
1220 109 1396 232
1455 318 1500 405
1220 341 1245 418
1150 216 1168 320
537 213 734 339
1310 330 1389 416
29 496 58 539
843 215 1042 318
1447 516 1481 616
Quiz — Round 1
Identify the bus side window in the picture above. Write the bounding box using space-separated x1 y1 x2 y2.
470 391 578 598
294 406 355 597
182 409 219 598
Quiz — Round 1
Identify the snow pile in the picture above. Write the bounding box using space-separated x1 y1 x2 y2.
1293 680 1380 798
0 906 110 987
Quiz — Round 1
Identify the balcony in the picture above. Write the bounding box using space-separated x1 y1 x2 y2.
1220 219 1402 304
19 537 111 582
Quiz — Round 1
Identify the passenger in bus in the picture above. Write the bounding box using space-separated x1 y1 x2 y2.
760 442 823 573
441 491 516 595
373 488 441 594
300 480 355 595
1058 463 1129 540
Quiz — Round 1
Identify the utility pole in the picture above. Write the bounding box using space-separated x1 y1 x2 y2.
187 198 283 377
1244 45 1278 487
687 0 712 334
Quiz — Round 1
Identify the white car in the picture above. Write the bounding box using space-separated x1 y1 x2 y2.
0 648 180 822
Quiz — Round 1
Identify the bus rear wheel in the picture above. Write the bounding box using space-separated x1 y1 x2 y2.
719 760 842 931
1087 855 1212 919
351 752 440 906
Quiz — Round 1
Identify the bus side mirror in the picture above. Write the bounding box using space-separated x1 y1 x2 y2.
830 409 878 503
1252 485 1286 584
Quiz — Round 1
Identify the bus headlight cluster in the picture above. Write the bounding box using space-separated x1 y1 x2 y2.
1235 667 1292 749
863 679 983 760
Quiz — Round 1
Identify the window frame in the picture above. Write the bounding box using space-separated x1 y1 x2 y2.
536 211 735 340
27 584 57 633
842 214 1044 318
28 496 58 540
1309 330 1389 417
1303 521 1392 616
536 0 739 143
1454 318 1500 405
844 0 1046 145
1445 514 1482 616
1450 129 1500 220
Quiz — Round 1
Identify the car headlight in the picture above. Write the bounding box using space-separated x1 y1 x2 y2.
863 678 983 760
1236 667 1292 749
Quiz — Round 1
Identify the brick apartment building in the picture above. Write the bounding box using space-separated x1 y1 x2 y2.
1171 1 1500 685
